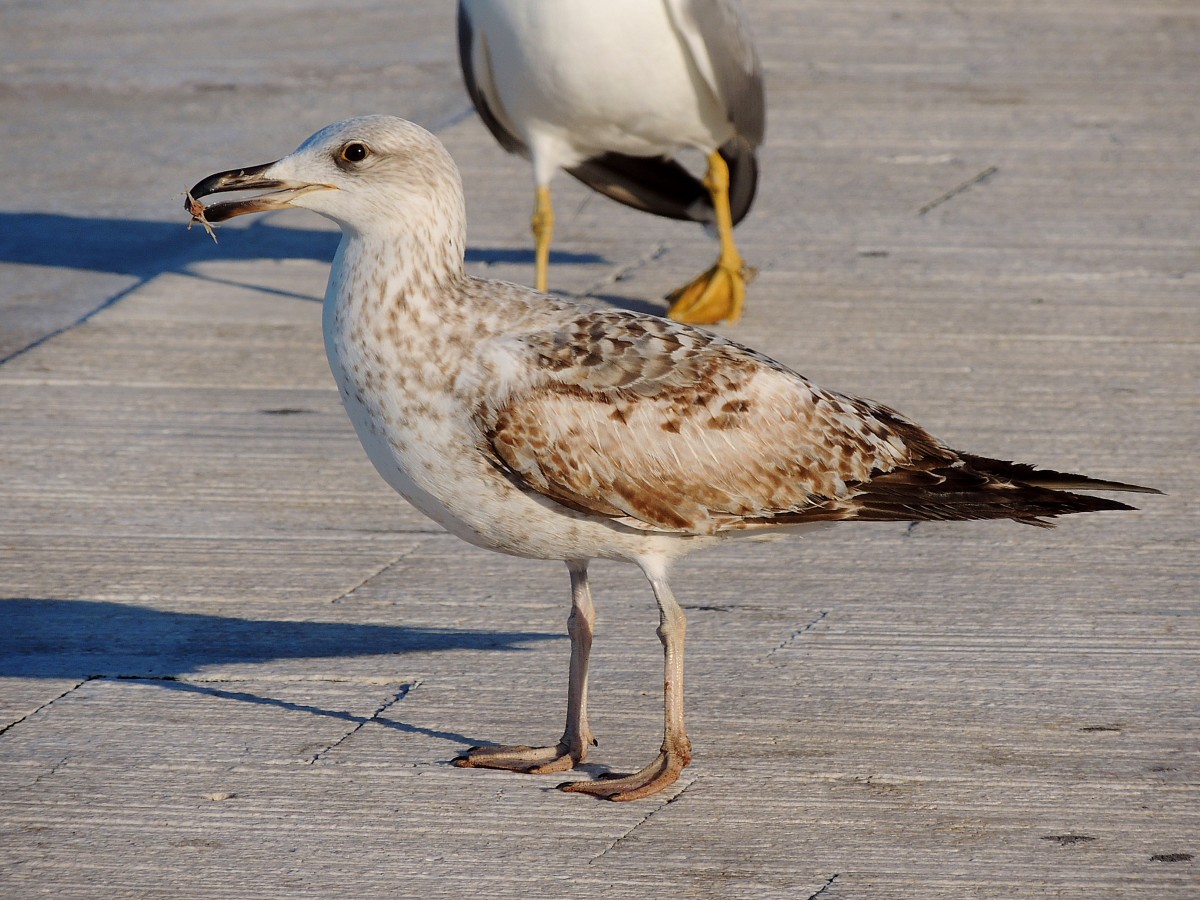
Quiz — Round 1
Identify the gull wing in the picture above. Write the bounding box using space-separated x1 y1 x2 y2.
566 145 758 227
474 310 1147 533
475 312 948 533
457 1 527 156
666 0 766 146
566 154 716 224
566 0 765 225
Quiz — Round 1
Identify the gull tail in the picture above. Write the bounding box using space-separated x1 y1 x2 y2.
956 454 1162 496
566 137 759 226
719 136 759 227
776 455 1160 529
847 455 1160 527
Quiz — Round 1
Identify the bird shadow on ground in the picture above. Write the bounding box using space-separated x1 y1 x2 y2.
466 246 607 267
0 210 609 363
0 211 334 279
0 210 605 283
0 598 560 748
144 679 482 748
0 597 558 681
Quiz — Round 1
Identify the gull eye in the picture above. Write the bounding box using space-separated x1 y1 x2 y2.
340 142 371 164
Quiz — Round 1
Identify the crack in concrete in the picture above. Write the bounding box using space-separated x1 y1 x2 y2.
0 676 93 738
917 165 999 216
330 542 426 605
768 610 830 657
31 754 71 787
573 242 668 299
589 776 698 864
305 683 413 764
806 873 841 900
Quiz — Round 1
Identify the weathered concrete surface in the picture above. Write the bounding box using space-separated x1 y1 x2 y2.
0 1 1195 897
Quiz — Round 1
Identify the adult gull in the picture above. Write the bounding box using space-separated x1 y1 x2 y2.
187 116 1157 801
457 0 765 324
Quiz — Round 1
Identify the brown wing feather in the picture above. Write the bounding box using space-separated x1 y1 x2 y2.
776 459 1139 529
476 310 1151 535
478 312 949 533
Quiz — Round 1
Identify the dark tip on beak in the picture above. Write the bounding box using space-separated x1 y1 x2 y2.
185 160 281 211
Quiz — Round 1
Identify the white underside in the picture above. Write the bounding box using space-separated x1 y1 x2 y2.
320 267 722 566
338 377 829 567
320 245 828 569
464 0 734 184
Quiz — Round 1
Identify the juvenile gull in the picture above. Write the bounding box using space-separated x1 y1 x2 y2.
187 116 1157 801
457 0 765 324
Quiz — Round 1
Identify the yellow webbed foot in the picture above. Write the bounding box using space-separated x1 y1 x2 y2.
666 260 755 325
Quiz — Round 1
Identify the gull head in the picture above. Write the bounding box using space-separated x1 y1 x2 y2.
187 115 465 239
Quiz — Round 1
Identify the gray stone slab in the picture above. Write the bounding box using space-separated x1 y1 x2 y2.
1 0 1196 897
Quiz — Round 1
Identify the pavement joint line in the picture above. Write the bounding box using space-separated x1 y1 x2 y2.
305 682 415 765
180 268 324 303
0 676 94 738
330 541 428 605
0 279 148 369
805 873 842 900
428 103 477 135
0 103 468 374
572 241 668 299
0 220 241 369
588 775 699 864
768 609 831 657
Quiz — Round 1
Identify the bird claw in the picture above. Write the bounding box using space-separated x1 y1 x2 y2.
556 748 688 801
453 741 587 775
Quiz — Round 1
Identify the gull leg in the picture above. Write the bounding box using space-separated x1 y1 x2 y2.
666 150 753 325
563 561 599 754
560 561 691 801
531 184 554 293
453 560 596 774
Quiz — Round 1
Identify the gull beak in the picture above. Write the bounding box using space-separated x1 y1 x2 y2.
185 160 335 223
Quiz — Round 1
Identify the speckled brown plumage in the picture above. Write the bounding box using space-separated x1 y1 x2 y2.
187 116 1158 802
473 308 1144 535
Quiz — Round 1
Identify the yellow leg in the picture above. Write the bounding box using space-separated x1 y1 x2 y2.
666 150 753 325
532 184 554 293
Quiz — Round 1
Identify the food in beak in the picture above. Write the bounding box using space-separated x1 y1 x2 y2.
184 189 218 242
183 160 332 236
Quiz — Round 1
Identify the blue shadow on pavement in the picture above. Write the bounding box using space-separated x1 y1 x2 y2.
0 210 604 280
0 597 559 680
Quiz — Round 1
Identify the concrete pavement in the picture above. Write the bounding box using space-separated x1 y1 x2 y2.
1 1 1196 896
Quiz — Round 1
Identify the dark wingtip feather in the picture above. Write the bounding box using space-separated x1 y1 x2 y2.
761 454 1150 530
566 153 713 223
458 4 527 157
958 454 1162 495
566 139 761 227
719 138 759 226
850 476 1142 525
